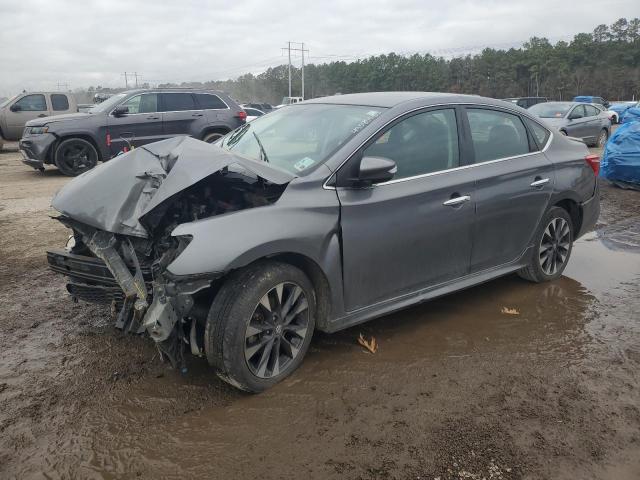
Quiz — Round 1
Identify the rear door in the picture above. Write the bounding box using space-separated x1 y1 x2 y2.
337 107 475 311
106 93 163 155
160 92 202 137
6 94 50 139
464 107 555 272
193 93 230 128
582 104 602 143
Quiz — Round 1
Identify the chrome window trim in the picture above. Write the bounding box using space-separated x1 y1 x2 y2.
323 102 553 190
109 92 231 116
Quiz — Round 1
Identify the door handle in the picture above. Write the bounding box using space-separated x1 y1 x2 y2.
530 178 550 188
38 114 46 117
192 113 204 117
443 195 471 207
146 116 160 120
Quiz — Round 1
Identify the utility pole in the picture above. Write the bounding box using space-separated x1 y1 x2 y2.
122 72 129 88
281 42 309 99
133 72 139 88
288 42 292 98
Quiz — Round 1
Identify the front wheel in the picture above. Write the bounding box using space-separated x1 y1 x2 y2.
205 261 316 392
54 138 98 176
518 207 574 283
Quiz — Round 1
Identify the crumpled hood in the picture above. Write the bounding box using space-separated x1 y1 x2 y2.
51 136 295 237
26 112 92 127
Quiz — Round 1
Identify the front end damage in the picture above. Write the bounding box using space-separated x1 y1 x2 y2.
47 136 293 370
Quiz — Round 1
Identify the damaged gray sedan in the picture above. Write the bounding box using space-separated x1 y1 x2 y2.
48 93 600 392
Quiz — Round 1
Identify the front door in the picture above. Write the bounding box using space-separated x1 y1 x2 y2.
464 107 555 272
107 93 163 155
6 94 50 139
337 107 475 311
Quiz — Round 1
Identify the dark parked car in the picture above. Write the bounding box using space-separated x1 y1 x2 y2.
529 101 611 147
19 89 246 175
245 102 273 112
47 92 600 392
503 97 547 109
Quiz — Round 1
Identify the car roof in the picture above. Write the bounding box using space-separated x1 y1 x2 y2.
302 91 500 108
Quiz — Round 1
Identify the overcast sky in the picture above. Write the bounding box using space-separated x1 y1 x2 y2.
0 0 637 97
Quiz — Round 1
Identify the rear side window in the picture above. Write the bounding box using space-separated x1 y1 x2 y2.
194 93 227 110
364 108 459 180
14 94 47 111
162 93 196 111
467 108 530 162
524 118 550 150
51 94 69 111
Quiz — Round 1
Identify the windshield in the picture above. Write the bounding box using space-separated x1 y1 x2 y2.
529 103 572 118
219 104 385 175
0 94 19 109
88 93 127 113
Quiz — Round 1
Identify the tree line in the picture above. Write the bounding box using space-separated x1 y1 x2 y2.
110 18 640 105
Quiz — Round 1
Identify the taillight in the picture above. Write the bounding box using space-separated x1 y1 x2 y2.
585 154 600 176
106 133 111 147
236 110 247 122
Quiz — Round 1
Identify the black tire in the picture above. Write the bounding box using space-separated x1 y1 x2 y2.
202 131 226 144
518 206 574 283
54 138 98 176
205 260 316 393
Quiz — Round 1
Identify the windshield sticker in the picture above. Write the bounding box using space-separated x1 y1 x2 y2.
351 110 382 133
294 157 315 171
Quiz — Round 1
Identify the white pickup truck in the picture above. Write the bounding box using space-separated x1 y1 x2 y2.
0 92 78 149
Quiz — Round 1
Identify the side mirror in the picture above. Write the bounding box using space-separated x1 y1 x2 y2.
568 113 580 121
357 156 397 185
10 104 21 112
112 105 129 116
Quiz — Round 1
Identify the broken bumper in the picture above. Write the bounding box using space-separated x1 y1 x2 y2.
19 133 56 170
47 248 152 307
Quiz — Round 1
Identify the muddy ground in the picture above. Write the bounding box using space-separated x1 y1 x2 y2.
0 141 639 480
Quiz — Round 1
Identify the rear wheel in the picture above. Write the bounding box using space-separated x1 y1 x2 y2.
596 128 608 148
518 206 573 283
202 131 226 144
205 261 315 392
54 138 98 176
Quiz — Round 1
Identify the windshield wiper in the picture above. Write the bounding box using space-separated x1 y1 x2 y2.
226 123 251 148
252 131 270 163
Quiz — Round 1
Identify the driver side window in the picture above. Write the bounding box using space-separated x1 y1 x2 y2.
363 108 459 181
570 105 585 119
120 94 158 114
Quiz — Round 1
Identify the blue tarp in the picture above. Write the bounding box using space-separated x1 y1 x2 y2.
621 107 640 124
600 121 640 186
573 95 596 103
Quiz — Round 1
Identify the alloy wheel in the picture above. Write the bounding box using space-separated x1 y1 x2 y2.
538 217 571 276
244 282 310 379
59 142 94 172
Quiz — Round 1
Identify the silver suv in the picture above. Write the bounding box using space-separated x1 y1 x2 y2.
19 89 246 175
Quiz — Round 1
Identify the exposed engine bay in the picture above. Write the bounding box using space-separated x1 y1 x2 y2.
47 136 290 371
